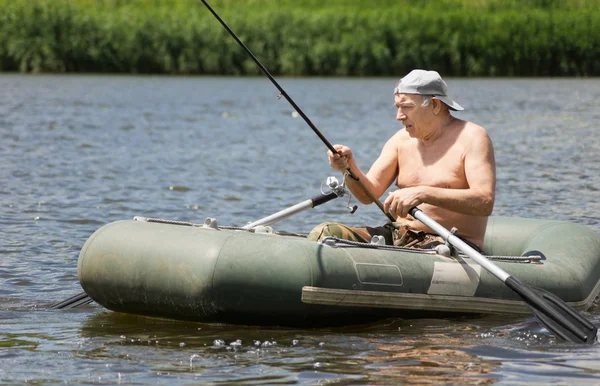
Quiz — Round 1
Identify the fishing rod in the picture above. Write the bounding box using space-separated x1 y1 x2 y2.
200 0 394 223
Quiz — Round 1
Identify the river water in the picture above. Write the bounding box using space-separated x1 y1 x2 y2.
1 74 600 384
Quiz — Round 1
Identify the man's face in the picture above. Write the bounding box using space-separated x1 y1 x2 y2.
394 94 433 138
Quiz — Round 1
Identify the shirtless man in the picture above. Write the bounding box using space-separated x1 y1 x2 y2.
307 70 496 250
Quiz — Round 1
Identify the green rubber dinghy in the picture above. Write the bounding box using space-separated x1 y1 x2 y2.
77 216 600 326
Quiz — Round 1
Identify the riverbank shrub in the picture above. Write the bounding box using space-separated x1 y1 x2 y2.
0 0 598 76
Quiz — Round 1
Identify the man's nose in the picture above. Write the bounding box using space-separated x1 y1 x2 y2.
396 109 406 121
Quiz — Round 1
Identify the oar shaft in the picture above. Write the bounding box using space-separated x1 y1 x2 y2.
409 207 509 281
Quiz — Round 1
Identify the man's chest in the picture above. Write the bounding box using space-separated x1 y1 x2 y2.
396 148 467 189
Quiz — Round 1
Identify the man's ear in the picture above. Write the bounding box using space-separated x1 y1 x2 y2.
432 98 442 115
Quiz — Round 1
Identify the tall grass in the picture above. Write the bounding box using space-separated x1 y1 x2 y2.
0 0 598 75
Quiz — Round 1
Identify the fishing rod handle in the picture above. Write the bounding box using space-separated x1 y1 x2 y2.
311 191 339 207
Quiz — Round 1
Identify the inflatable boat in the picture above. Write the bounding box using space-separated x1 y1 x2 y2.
77 214 600 326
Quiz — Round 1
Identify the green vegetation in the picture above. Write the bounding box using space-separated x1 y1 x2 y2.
0 0 598 76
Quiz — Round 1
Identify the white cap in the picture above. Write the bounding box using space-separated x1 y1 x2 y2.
394 69 464 111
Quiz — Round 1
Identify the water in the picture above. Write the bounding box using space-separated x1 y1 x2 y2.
1 74 600 384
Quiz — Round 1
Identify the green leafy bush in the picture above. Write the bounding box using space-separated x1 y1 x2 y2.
0 0 598 75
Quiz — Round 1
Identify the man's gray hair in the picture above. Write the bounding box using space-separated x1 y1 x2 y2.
421 95 433 107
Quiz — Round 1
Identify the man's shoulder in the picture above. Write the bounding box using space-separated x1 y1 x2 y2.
455 119 489 139
464 120 487 132
455 120 494 153
386 129 409 145
390 130 416 151
392 129 411 142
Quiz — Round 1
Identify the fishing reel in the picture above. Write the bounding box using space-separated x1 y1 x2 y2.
321 174 358 214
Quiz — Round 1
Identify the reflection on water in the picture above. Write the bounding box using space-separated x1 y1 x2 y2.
366 337 500 384
1 75 600 384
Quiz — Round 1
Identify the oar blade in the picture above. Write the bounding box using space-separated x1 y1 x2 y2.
506 277 597 344
530 289 597 344
51 291 93 309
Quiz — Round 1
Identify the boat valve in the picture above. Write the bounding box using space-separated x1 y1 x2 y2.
203 217 220 230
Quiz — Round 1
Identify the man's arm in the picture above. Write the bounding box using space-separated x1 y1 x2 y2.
340 133 400 204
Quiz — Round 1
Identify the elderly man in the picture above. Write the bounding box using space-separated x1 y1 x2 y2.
307 69 496 250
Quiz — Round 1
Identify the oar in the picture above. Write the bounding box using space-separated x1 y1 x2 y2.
50 290 94 309
409 207 598 344
52 189 343 309
200 0 394 223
